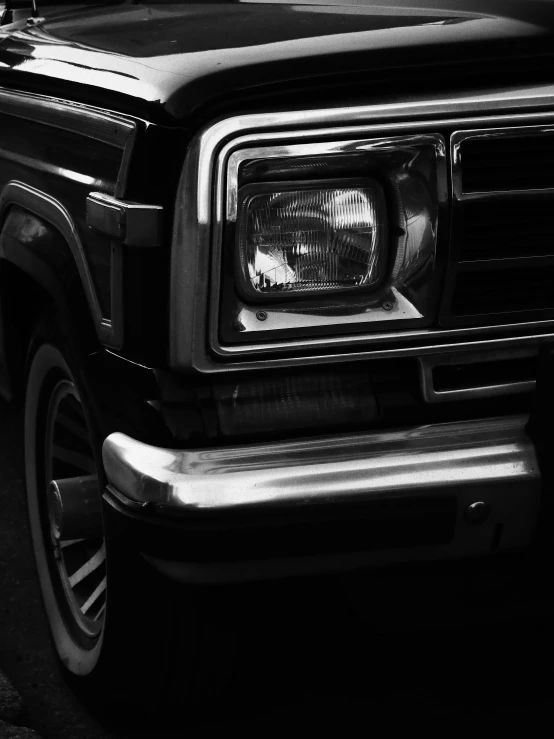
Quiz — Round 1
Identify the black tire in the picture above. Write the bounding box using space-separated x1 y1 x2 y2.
24 318 234 719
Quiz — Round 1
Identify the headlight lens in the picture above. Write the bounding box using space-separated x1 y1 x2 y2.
237 183 387 298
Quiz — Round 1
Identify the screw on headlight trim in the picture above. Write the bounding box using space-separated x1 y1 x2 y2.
382 301 394 311
256 311 268 321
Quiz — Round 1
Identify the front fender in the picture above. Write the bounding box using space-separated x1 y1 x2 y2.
0 188 101 402
0 181 107 341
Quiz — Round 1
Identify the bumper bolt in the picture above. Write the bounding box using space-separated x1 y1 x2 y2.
464 501 490 525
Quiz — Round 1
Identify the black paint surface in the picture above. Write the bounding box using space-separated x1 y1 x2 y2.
0 1 553 122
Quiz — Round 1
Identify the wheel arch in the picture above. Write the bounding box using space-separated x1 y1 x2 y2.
0 181 103 404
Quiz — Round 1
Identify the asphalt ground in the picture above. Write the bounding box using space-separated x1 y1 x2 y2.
1 400 553 737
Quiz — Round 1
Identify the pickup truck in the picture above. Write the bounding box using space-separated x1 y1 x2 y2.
0 0 552 716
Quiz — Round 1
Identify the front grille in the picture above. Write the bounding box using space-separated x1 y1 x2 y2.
443 126 554 325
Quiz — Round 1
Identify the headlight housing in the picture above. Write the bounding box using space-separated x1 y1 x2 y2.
218 134 446 346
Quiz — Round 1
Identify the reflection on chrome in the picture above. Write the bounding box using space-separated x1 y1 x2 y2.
103 415 539 511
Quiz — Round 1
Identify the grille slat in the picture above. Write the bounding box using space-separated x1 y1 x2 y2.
447 128 554 323
460 196 554 260
452 266 554 317
461 134 554 192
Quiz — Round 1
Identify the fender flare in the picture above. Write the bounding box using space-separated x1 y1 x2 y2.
0 180 116 345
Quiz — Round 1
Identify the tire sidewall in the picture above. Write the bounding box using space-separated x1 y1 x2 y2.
23 320 232 717
25 337 105 676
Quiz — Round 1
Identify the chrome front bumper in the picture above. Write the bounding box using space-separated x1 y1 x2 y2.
102 416 542 579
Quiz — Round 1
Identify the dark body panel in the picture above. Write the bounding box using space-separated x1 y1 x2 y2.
0 77 189 394
0 0 551 431
0 110 122 327
0 91 141 403
0 98 135 306
0 2 553 123
0 5 545 599
0 1 551 388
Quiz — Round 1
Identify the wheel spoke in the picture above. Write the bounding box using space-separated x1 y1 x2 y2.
81 576 107 615
53 444 96 475
42 374 106 638
60 538 86 549
69 543 106 588
55 410 90 445
93 602 106 621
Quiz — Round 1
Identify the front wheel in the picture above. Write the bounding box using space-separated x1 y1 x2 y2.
24 328 233 716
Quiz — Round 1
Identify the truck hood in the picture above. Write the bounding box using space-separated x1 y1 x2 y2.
0 0 553 122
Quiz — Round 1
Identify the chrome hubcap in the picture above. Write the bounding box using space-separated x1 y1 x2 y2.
47 475 103 541
44 379 106 638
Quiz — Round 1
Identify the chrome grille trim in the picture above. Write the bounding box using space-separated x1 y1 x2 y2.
451 124 554 197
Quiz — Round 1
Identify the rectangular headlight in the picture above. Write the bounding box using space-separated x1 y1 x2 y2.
237 182 387 299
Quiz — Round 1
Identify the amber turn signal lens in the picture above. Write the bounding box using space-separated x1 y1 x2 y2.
237 183 387 299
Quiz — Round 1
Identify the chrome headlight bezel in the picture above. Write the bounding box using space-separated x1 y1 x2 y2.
219 133 446 345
